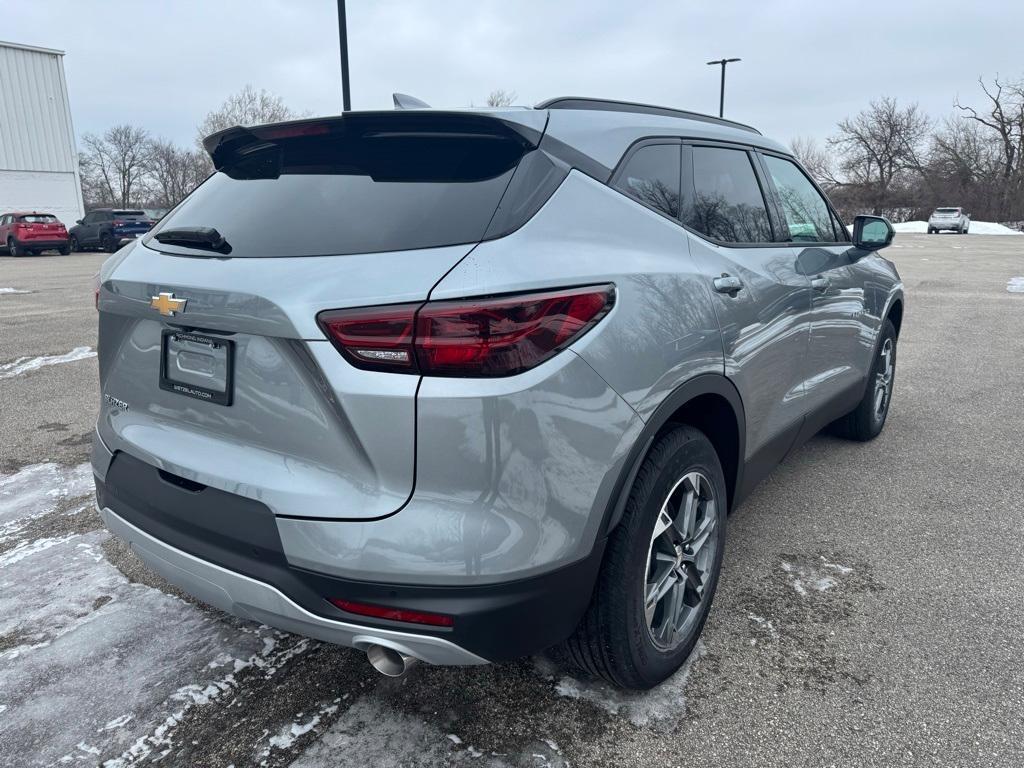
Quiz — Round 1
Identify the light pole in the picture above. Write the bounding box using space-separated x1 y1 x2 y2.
337 0 351 111
706 58 741 118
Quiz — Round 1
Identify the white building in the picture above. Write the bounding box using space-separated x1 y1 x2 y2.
0 40 84 226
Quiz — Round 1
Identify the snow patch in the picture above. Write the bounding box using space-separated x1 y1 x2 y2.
0 287 31 294
892 220 1022 235
0 534 76 566
554 642 702 726
782 559 850 595
0 347 97 379
267 704 337 750
748 613 779 640
99 715 134 732
1 527 289 767
290 700 456 768
0 462 93 544
1007 277 1024 293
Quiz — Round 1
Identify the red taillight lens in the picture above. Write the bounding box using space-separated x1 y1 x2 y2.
318 303 419 372
416 285 614 376
317 285 614 377
328 598 454 627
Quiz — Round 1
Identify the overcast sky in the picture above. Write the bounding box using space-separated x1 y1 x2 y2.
6 0 1024 150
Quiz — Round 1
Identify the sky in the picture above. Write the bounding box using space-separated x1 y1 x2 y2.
5 0 1024 151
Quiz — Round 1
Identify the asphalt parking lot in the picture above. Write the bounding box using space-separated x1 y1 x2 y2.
2 233 1023 767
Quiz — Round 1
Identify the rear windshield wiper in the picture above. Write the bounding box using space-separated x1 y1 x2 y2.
153 227 231 254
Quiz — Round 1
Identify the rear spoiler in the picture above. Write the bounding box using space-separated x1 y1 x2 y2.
202 111 548 172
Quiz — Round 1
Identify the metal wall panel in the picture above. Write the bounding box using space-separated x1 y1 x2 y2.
0 42 78 174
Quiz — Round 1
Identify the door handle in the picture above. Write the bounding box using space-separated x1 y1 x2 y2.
811 276 830 292
713 274 743 295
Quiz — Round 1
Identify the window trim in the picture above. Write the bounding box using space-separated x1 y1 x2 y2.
755 149 851 246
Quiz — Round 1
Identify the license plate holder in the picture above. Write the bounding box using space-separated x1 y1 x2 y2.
160 330 235 406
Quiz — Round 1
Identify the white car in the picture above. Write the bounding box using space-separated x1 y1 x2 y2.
927 207 970 234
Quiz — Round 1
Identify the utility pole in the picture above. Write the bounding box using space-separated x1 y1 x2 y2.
337 0 351 111
706 58 741 117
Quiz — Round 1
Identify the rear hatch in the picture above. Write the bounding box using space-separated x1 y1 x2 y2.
96 110 546 520
16 214 65 240
111 210 153 238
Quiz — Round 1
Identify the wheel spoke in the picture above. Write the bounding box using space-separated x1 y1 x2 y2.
653 507 674 540
681 512 715 562
676 478 700 539
661 582 687 643
645 561 677 626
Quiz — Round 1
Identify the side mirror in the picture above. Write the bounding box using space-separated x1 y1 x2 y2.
852 215 894 251
76 219 83 225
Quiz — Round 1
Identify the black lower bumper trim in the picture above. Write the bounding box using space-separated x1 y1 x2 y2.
96 451 604 662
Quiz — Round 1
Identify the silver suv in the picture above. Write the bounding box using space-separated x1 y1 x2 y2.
93 98 903 689
928 206 970 234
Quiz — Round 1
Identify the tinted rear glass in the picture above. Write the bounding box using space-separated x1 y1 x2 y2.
149 132 525 257
113 211 148 220
17 214 58 223
935 208 959 214
613 143 681 218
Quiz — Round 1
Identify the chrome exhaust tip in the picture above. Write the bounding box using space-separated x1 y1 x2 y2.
366 644 420 677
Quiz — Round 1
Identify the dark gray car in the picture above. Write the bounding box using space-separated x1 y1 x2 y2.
92 98 903 689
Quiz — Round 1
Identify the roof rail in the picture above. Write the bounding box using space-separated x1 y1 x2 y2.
535 96 761 135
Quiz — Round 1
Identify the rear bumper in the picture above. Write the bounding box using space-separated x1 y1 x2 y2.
99 503 488 666
12 237 67 249
94 448 606 663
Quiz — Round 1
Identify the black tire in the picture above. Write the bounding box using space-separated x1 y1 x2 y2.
8 238 22 257
59 244 70 255
557 425 727 689
927 227 934 234
831 319 897 441
101 233 116 253
69 235 80 253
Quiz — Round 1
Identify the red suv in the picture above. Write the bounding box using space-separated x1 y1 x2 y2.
0 212 70 256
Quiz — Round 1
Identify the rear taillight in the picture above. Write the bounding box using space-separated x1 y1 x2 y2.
319 303 419 371
328 598 454 627
112 219 125 227
318 285 614 377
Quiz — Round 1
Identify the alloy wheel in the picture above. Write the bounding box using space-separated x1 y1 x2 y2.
643 471 718 650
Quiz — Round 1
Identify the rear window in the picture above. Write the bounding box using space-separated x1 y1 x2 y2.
113 211 148 220
935 208 960 214
17 214 58 223
149 128 529 257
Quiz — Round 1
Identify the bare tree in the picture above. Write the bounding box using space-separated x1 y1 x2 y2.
485 89 517 107
789 136 836 185
954 76 1024 219
147 138 211 208
197 85 297 143
79 125 151 209
827 97 931 215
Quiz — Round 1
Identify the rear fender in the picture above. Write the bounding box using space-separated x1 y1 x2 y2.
602 373 746 535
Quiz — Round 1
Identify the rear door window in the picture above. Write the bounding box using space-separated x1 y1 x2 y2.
612 143 681 218
761 155 837 242
684 146 773 243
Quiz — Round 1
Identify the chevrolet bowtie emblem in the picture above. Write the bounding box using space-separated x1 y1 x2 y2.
150 292 187 316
